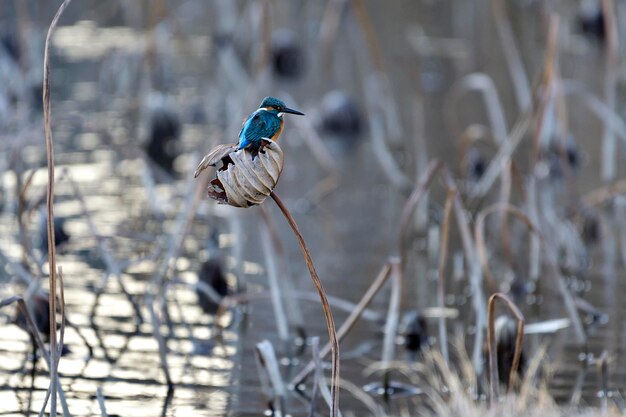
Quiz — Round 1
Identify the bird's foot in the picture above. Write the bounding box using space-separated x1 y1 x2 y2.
257 139 272 155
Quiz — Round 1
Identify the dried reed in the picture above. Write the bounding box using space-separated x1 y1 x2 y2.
42 1 72 414
270 191 340 417
486 292 524 403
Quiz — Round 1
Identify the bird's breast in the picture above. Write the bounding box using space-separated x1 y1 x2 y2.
270 118 284 141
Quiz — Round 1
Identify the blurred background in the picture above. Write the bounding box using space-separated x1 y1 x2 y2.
0 0 625 415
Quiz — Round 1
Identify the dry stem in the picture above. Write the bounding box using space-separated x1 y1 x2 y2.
398 160 443 268
487 292 524 404
270 191 340 417
291 262 392 387
436 188 457 365
42 1 72 415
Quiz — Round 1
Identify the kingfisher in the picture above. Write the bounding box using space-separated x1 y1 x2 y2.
194 97 303 177
236 96 304 151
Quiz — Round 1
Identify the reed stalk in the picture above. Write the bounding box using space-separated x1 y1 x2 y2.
441 169 488 375
96 388 108 417
259 222 290 342
487 292 524 403
255 340 286 414
600 0 619 183
270 191 340 416
531 14 559 165
471 111 531 197
291 262 391 387
398 160 443 269
0 295 71 416
475 203 586 344
436 189 456 365
309 337 322 417
490 0 531 111
447 73 508 145
42 1 72 414
381 258 402 397
259 205 306 334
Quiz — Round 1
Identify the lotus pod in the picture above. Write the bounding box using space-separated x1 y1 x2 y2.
198 140 284 208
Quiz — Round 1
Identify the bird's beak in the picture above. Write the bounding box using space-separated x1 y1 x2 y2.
282 107 305 116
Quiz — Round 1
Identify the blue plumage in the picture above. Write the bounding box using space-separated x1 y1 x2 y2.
236 97 304 151
194 97 305 179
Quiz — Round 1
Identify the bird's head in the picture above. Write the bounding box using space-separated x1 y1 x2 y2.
259 96 304 116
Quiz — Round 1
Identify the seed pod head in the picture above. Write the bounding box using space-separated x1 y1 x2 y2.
199 140 284 208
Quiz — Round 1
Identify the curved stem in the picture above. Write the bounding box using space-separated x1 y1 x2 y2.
487 292 525 404
270 192 339 417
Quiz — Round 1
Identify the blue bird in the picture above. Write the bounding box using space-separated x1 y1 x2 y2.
236 96 304 151
194 97 304 177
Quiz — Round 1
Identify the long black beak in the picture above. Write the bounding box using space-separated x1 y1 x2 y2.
282 107 305 116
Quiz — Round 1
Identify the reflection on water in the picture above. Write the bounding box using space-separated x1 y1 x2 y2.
0 0 625 416
0 162 237 415
0 13 239 410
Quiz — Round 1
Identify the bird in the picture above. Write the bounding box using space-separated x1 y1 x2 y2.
194 97 304 177
237 96 304 151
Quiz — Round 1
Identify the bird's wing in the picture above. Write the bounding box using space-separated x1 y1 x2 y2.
194 144 237 177
239 112 270 148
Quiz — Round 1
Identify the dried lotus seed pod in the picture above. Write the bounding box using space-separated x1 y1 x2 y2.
196 140 284 208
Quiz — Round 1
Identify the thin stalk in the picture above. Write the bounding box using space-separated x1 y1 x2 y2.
255 340 286 414
436 189 456 365
68 175 143 324
487 292 524 404
0 296 71 416
56 267 66 361
475 204 538 290
270 192 340 417
309 337 321 417
600 0 619 183
531 14 559 165
476 203 585 344
348 0 404 144
365 88 412 193
527 178 541 282
217 290 382 330
283 93 339 176
382 258 402 398
259 205 306 334
412 99 430 229
259 222 289 342
338 379 384 417
291 262 391 387
42 1 72 415
349 0 384 73
490 0 531 111
148 297 173 389
17 168 37 269
318 0 347 69
96 388 108 417
498 161 514 267
599 350 610 414
398 160 443 269
441 168 487 374
562 80 626 144
471 111 531 197
447 73 508 144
